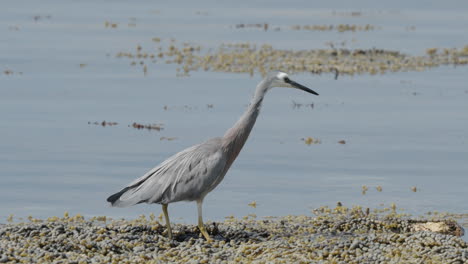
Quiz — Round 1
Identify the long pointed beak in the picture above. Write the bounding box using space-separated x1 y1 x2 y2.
286 78 319 96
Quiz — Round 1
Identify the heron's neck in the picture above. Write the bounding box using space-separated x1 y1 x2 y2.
222 81 268 165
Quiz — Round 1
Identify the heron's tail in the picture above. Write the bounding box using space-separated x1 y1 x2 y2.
107 165 166 207
107 188 133 207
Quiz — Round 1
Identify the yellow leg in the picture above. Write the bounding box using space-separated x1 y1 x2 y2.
197 199 212 242
162 204 173 239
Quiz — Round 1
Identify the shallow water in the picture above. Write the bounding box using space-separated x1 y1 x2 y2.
1 0 467 232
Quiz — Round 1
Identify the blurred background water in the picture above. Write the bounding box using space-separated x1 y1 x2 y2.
1 0 467 229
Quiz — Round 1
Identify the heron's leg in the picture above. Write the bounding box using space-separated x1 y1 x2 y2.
162 204 173 239
197 199 212 242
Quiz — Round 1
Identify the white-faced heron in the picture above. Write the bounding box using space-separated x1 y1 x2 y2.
107 71 319 241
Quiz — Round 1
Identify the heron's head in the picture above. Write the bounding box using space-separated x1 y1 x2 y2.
269 71 319 95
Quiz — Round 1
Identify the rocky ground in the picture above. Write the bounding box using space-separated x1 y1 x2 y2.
0 206 466 263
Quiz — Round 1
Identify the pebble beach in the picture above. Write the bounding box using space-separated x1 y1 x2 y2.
1 207 466 263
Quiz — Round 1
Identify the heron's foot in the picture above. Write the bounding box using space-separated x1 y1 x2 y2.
198 224 212 243
167 231 174 240
163 228 173 240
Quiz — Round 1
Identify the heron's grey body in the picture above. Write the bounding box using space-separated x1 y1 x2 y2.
108 137 226 206
107 71 318 241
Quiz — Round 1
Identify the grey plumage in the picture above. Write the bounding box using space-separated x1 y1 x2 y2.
107 71 319 241
108 138 225 206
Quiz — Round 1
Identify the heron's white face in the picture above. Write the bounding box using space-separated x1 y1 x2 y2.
271 72 293 88
271 71 319 95
276 71 289 80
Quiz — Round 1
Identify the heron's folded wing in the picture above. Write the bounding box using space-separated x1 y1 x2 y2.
110 138 226 206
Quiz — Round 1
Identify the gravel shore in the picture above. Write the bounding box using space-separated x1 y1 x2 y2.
0 207 466 264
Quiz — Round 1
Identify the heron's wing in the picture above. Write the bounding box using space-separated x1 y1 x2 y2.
107 137 226 207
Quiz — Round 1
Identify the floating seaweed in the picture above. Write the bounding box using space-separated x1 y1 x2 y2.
160 137 177 141
234 23 269 31
290 24 375 32
114 38 468 77
33 15 52 22
131 122 163 131
88 121 118 127
248 201 257 208
302 137 321 145
362 185 369 195
104 21 118 28
2 69 22 75
291 101 314 109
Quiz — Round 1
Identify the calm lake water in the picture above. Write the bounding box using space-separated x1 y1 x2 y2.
1 0 467 231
